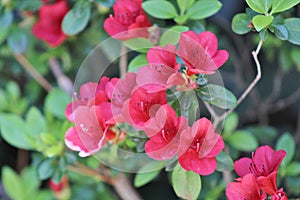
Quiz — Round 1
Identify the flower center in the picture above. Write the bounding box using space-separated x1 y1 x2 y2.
191 138 203 152
136 101 149 112
161 128 175 142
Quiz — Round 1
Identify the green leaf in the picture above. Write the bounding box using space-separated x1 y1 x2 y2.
134 161 166 187
246 126 278 143
123 38 153 53
44 88 70 119
246 0 265 13
223 112 239 137
216 151 234 171
271 0 300 14
186 0 222 20
172 164 201 200
276 132 295 167
21 167 40 198
62 1 91 35
285 162 300 176
0 114 35 150
271 24 288 40
197 84 237 109
7 28 28 54
0 9 13 29
177 0 195 13
2 166 25 200
6 81 20 100
18 0 42 11
142 0 178 19
231 13 252 34
95 0 115 7
160 25 189 46
38 158 56 180
128 54 147 72
284 18 300 45
228 130 258 152
252 15 274 31
26 107 47 137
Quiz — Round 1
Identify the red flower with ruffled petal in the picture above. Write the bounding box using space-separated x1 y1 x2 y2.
226 173 267 200
234 145 286 196
32 0 69 47
136 45 186 92
178 118 224 175
121 87 167 129
177 31 229 75
65 105 113 157
104 0 151 40
144 104 188 160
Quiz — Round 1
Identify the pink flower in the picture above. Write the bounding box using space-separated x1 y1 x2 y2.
32 0 69 47
65 77 111 122
144 104 188 160
104 0 152 40
234 145 286 196
178 118 224 175
136 45 185 92
177 31 229 75
271 188 288 200
226 174 267 200
65 105 113 157
121 87 167 129
105 72 137 123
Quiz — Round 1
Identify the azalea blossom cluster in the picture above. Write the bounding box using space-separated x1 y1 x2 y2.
64 27 229 175
226 146 288 200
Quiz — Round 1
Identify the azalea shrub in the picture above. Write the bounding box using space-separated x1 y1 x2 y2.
0 0 300 200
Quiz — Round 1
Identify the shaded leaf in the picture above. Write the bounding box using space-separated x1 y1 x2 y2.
216 151 234 171
284 18 300 45
228 130 258 152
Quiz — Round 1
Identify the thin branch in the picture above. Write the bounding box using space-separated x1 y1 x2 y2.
48 57 73 95
271 87 300 113
119 44 128 77
203 101 218 121
14 54 53 92
214 39 264 127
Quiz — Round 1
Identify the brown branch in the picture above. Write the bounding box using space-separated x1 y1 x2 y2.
48 57 73 95
271 87 300 113
213 40 264 128
119 44 128 77
14 54 53 92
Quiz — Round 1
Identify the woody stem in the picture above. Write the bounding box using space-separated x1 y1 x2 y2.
213 39 264 128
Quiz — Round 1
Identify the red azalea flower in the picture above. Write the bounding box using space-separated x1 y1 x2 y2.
234 145 286 196
271 188 288 200
65 105 113 157
178 118 224 175
32 0 69 47
104 0 152 40
144 104 188 160
226 173 267 200
136 45 186 92
121 87 167 129
105 72 137 123
65 78 110 122
177 31 229 75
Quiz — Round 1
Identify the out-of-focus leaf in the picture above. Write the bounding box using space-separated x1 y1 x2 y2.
284 18 300 45
228 130 258 152
2 166 24 200
26 107 47 137
216 151 234 171
7 28 28 54
44 88 70 119
276 132 295 167
285 162 300 176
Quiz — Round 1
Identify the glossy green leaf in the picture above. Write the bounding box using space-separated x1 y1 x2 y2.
123 38 153 53
271 24 288 40
38 158 56 180
228 130 258 152
128 54 147 72
142 0 178 19
197 84 237 109
44 88 70 119
134 161 166 187
285 162 300 176
232 13 252 34
284 18 300 45
246 0 265 13
172 164 201 200
276 132 295 166
62 1 91 35
2 166 24 200
0 114 35 150
223 112 239 137
7 28 28 54
160 25 189 46
252 15 274 31
216 151 234 171
177 0 195 13
272 0 300 14
186 0 222 20
26 107 47 137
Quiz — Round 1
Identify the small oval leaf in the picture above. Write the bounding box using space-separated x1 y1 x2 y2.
252 15 274 32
